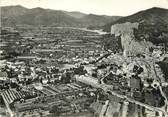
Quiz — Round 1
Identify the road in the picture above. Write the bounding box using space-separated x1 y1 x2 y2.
75 75 168 116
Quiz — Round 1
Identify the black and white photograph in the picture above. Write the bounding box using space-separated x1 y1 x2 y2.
0 0 168 117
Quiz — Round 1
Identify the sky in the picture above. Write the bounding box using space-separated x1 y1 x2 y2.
0 0 168 16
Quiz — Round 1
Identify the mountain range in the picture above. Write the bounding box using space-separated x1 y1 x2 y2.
1 5 168 34
103 7 168 32
1 5 121 28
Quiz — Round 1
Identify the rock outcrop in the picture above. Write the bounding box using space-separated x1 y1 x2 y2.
111 22 153 57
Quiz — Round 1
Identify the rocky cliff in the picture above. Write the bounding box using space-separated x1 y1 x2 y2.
111 22 153 57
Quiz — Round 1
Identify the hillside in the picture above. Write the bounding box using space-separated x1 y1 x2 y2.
103 7 168 32
1 5 121 28
103 7 168 56
1 5 28 17
63 11 87 19
82 14 121 29
1 5 81 27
